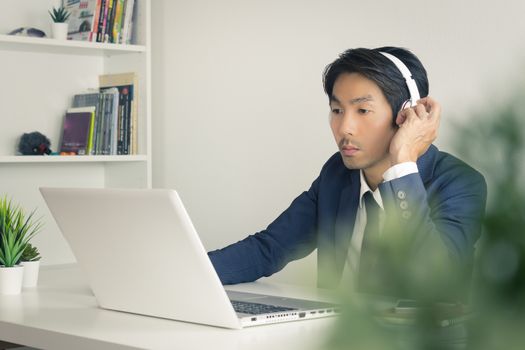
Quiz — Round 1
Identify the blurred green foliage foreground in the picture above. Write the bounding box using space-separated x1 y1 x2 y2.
457 97 525 350
325 97 525 350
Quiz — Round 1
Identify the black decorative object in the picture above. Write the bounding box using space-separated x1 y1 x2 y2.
7 27 47 38
18 132 52 155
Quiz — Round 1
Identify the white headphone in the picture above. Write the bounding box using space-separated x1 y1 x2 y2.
380 51 421 109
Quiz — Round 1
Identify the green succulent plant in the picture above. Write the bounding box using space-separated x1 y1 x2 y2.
49 6 71 23
0 197 43 267
21 243 41 262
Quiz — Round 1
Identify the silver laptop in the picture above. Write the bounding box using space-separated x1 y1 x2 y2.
40 187 338 329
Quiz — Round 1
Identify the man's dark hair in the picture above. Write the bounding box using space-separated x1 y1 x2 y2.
323 47 429 121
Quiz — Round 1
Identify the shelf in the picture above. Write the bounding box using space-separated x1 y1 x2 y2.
0 155 148 164
0 34 146 56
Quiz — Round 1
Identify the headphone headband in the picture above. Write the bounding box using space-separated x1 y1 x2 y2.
380 51 421 108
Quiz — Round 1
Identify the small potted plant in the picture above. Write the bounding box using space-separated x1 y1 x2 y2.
20 243 41 288
0 197 43 295
49 5 71 40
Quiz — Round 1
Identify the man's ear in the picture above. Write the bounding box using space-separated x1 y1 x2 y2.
395 109 407 127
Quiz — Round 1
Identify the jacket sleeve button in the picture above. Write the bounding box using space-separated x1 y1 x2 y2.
402 210 412 219
397 190 406 200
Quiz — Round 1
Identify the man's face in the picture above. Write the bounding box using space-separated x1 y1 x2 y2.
329 73 396 175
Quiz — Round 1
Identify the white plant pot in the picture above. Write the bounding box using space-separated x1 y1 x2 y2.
0 265 24 295
51 22 69 40
21 260 40 288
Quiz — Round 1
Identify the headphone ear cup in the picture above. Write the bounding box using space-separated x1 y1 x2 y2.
401 99 411 111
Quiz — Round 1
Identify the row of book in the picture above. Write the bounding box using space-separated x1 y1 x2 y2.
65 0 136 44
60 72 138 156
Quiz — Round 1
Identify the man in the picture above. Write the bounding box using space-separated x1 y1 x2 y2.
208 47 487 297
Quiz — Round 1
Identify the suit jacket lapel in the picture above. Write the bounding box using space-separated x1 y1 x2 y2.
334 170 361 274
327 145 438 287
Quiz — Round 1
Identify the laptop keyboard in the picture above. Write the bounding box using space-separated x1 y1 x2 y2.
231 300 297 315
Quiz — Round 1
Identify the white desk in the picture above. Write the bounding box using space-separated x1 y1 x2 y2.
0 265 336 350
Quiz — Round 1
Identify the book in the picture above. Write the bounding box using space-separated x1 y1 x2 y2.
108 84 132 154
70 73 137 156
96 0 107 42
72 91 102 154
112 0 125 43
120 0 135 44
99 72 138 154
104 0 116 43
60 107 96 155
99 88 119 154
89 0 102 41
98 0 110 42
65 0 100 41
101 93 110 154
72 90 121 155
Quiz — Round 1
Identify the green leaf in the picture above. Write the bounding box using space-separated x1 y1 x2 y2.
49 6 71 23
0 196 43 267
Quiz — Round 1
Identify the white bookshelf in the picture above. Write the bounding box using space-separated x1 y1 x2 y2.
0 34 146 55
0 155 148 163
0 0 152 265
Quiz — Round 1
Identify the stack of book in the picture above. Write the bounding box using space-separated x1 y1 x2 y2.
65 0 136 44
59 72 138 155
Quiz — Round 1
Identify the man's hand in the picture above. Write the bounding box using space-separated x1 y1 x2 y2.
389 96 441 165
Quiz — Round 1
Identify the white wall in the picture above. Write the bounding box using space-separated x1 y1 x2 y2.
151 0 525 285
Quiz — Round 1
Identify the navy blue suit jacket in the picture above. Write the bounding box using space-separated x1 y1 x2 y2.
208 145 487 291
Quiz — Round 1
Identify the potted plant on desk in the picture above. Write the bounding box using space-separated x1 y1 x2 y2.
20 243 41 288
0 197 43 295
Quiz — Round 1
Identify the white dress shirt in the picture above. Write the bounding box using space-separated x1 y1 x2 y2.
341 161 419 289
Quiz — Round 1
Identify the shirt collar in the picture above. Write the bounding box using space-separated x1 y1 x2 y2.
358 170 384 210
